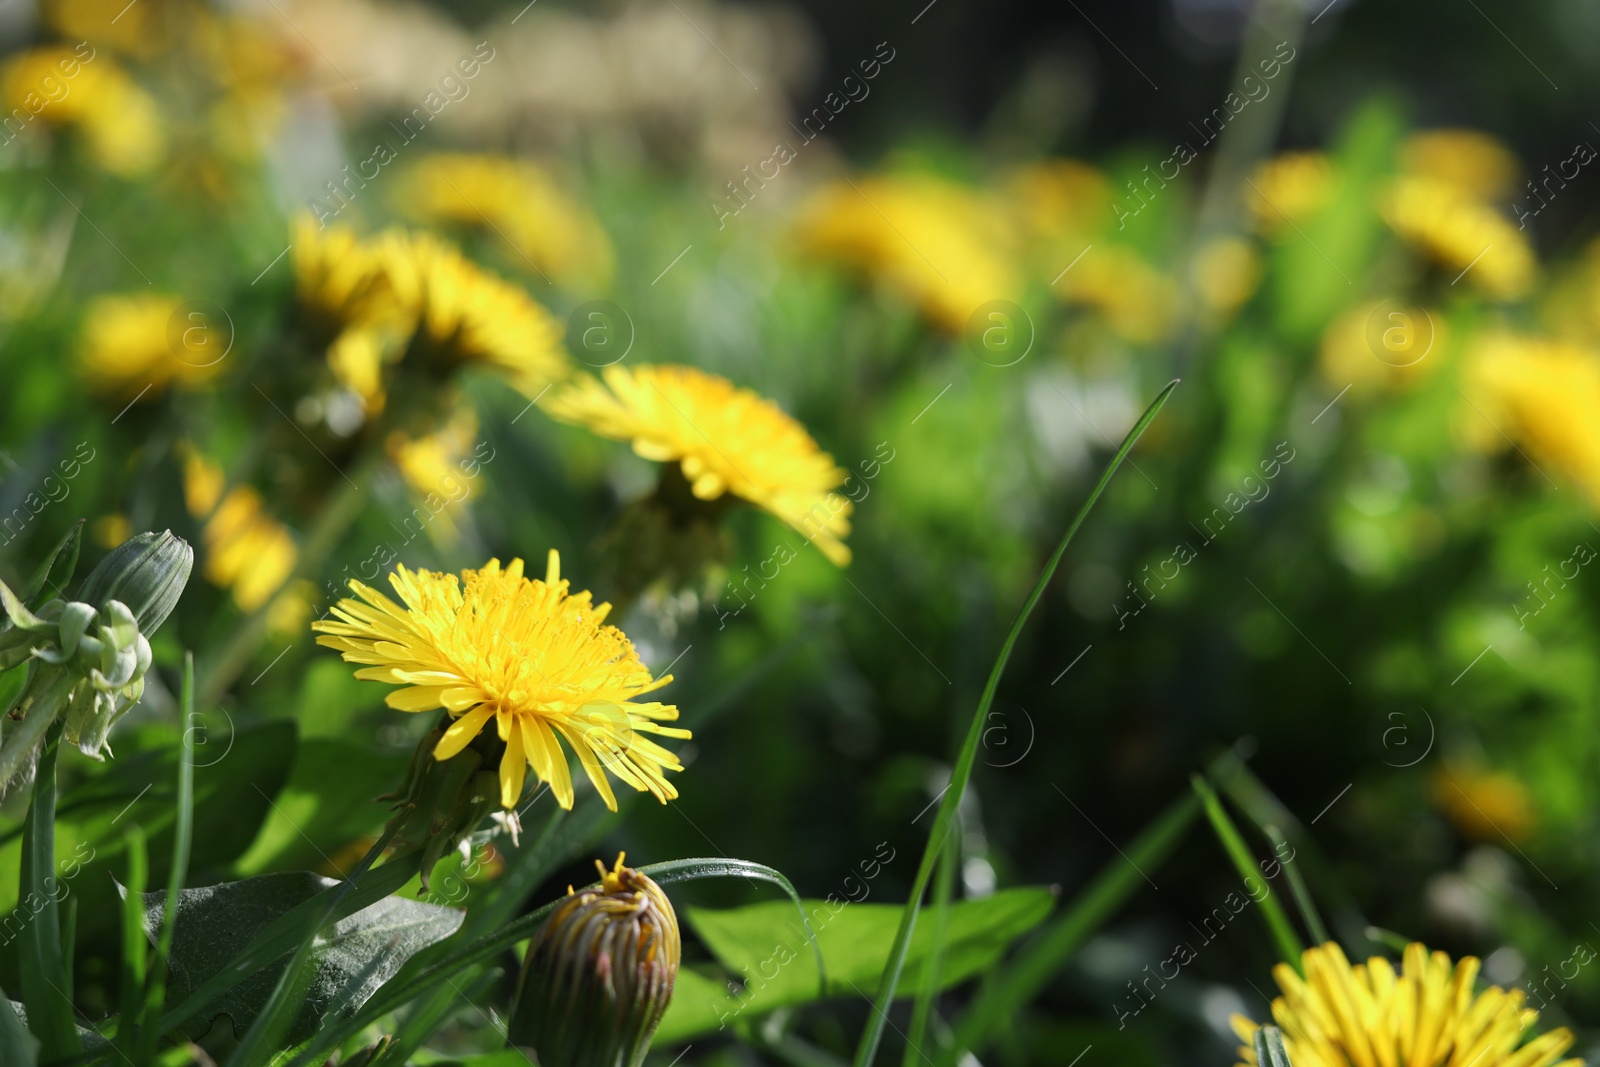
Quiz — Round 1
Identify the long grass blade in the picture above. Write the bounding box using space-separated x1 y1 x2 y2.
19 719 81 1061
853 379 1179 1067
902 824 956 1067
942 790 1198 1063
138 653 196 1060
1263 823 1328 946
1192 774 1304 969
117 825 148 1058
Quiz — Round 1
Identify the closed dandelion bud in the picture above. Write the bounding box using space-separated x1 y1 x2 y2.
508 854 680 1067
74 530 194 633
0 531 190 786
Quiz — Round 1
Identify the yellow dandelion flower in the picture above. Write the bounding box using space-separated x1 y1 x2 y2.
79 294 223 398
1006 159 1115 244
794 174 1017 333
1232 942 1580 1067
1380 177 1536 299
291 217 394 343
377 229 571 398
1246 151 1335 233
1432 764 1536 843
1053 244 1175 343
394 154 614 289
1462 335 1600 504
182 450 298 612
1193 236 1262 317
1319 300 1447 393
1401 128 1519 201
43 0 163 58
543 365 854 566
387 409 481 501
2 47 166 176
312 552 690 811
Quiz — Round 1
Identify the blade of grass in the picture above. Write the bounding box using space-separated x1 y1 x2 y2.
19 718 81 1062
60 897 76 998
902 825 956 1067
941 789 1199 1064
853 379 1179 1067
1191 774 1303 969
1263 823 1327 946
138 652 196 1062
1254 1025 1293 1066
117 827 148 1059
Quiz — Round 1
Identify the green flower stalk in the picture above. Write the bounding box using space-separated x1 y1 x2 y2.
509 854 680 1067
381 719 506 890
0 531 192 790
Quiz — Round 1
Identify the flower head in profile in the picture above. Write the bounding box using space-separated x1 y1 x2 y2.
1231 942 1580 1067
394 154 614 289
376 229 571 397
794 174 1017 332
1380 177 1535 299
543 365 853 566
312 552 689 811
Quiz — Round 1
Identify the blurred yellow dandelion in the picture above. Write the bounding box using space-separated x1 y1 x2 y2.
1401 128 1520 201
1006 159 1115 244
794 174 1017 333
1246 151 1335 233
1463 335 1600 504
1319 300 1447 392
2 47 166 176
1381 177 1536 299
313 552 689 811
182 449 298 612
1053 244 1174 343
1193 237 1262 317
377 230 571 397
79 294 222 398
394 154 614 289
543 365 854 566
1231 942 1580 1067
1432 763 1536 843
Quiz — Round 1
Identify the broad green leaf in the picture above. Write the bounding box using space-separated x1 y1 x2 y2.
131 871 461 1043
655 887 1055 1044
234 738 410 876
854 380 1178 1067
0 992 38 1067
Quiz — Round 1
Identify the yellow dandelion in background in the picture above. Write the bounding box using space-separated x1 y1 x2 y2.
1232 942 1580 1067
395 154 614 289
378 230 571 397
1192 237 1262 317
543 365 854 566
1319 300 1447 393
1432 763 1536 843
1463 335 1600 505
1005 159 1114 245
1401 128 1520 201
1247 151 1335 233
387 408 482 502
1381 177 1536 299
43 0 164 58
2 48 166 176
1053 244 1174 343
312 553 690 811
794 174 1017 333
291 217 394 343
182 449 298 612
79 294 223 398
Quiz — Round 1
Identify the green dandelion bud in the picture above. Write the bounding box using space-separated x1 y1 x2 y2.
508 854 680 1067
0 531 191 790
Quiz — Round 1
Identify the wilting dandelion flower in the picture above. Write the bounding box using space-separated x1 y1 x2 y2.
2 48 166 175
509 853 679 1067
1380 177 1535 299
544 364 854 566
377 229 571 398
182 449 297 612
79 294 223 398
1247 151 1336 233
1231 942 1581 1067
313 552 689 810
794 174 1017 332
1400 128 1520 201
394 154 614 289
1463 334 1600 505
